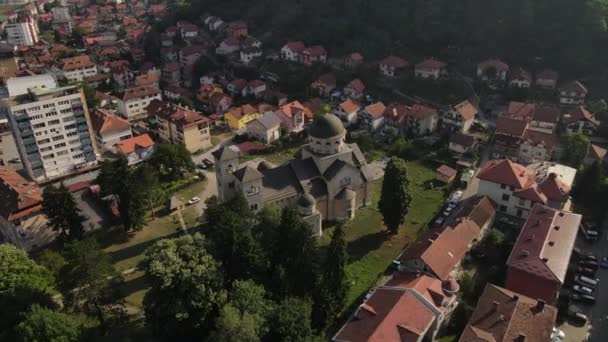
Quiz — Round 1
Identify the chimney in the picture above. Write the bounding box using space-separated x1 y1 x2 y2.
498 314 505 322
492 301 500 310
536 299 545 312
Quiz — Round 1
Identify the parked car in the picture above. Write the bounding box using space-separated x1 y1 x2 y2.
576 266 597 277
580 225 599 241
570 293 596 305
579 260 599 269
575 275 599 289
202 158 214 167
187 197 201 205
583 254 597 262
197 162 208 170
573 285 594 295
601 256 608 269
570 312 589 326
552 327 566 341
573 247 584 258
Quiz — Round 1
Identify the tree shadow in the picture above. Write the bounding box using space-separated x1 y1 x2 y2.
347 230 391 263
120 273 149 298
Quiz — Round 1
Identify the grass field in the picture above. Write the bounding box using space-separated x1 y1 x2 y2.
321 161 447 307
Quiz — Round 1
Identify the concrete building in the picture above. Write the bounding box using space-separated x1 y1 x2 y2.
116 85 162 121
213 114 374 235
90 108 132 151
56 55 98 82
443 100 478 133
5 16 39 46
2 75 97 181
147 100 211 153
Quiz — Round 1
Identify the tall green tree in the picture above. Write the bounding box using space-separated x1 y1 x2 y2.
313 224 349 331
378 157 412 233
561 133 590 169
60 238 124 334
143 233 226 339
15 305 92 342
573 160 605 218
0 244 55 339
210 305 261 342
267 297 314 342
151 144 195 180
42 183 85 241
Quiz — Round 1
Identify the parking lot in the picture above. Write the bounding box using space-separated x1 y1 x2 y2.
557 225 608 342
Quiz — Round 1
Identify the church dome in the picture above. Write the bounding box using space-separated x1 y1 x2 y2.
257 160 274 171
297 193 316 208
309 114 346 139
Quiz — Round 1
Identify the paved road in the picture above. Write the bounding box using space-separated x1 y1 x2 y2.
577 233 608 342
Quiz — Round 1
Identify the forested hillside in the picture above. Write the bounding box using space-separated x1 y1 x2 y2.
180 0 608 75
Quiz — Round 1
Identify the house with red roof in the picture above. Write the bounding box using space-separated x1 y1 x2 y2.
91 109 133 151
476 58 509 82
443 100 478 133
398 195 496 280
216 37 240 55
114 134 155 165
274 100 313 133
460 284 558 341
379 56 408 77
243 80 266 98
360 102 387 131
536 69 559 89
147 100 212 152
508 66 532 88
344 78 365 100
530 104 560 133
344 52 363 69
281 41 305 62
301 45 327 65
225 21 248 38
562 106 600 136
585 144 607 166
405 104 440 136
506 204 581 303
334 273 460 342
310 73 336 96
476 159 574 218
559 80 588 105
414 58 447 79
336 98 361 126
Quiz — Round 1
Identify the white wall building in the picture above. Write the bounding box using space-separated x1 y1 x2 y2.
116 85 162 121
5 17 39 46
2 75 97 181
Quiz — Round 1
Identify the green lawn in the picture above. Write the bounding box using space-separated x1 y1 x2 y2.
240 145 300 166
210 132 234 146
322 161 447 307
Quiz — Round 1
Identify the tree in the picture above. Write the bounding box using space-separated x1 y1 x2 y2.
15 305 91 342
313 224 349 331
151 144 195 180
0 245 55 339
560 133 590 169
82 81 99 109
378 157 412 233
143 233 226 338
60 238 124 334
210 305 261 342
573 160 605 217
36 250 66 281
42 183 85 241
267 297 314 342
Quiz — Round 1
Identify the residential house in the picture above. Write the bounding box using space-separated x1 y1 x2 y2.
518 129 557 164
399 195 496 280
0 165 49 251
449 133 477 155
281 41 305 62
562 106 600 136
443 100 478 133
476 59 509 82
301 46 327 65
225 21 248 38
379 56 408 77
243 80 266 98
460 284 558 341
163 85 188 101
343 79 365 100
209 93 233 114
405 104 439 136
246 112 282 144
147 100 212 152
335 98 361 126
506 204 581 303
114 134 155 165
162 63 181 86
530 105 560 133
180 24 199 39
384 103 409 130
476 159 575 218
240 47 262 65
225 104 260 130
585 144 607 166
509 67 532 88
334 273 459 342
263 90 288 106
90 108 132 151
57 55 98 82
135 73 160 88
559 81 588 105
204 16 224 31
216 37 240 55
179 46 204 78
493 116 530 160
505 101 535 121
197 84 223 103
436 164 457 183
536 69 558 89
344 52 363 69
274 100 312 133
414 58 447 79
359 102 386 131
310 73 336 97
116 85 163 121
227 79 248 97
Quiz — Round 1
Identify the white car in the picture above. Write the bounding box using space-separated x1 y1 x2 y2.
551 327 565 341
187 197 201 205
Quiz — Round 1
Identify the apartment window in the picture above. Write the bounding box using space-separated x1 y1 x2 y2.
43 104 54 109
38 138 50 144
42 153 55 160
48 119 60 125
72 153 84 159
57 150 68 156
500 184 506 189
66 131 78 137
52 136 63 141
32 122 46 129
40 146 52 152
519 198 526 206
63 116 76 123
16 117 29 124
64 124 77 130
502 194 510 202
54 142 66 148
499 205 507 212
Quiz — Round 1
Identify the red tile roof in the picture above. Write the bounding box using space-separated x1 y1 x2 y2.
506 101 535 120
385 273 458 311
91 109 131 134
478 58 509 72
532 105 560 124
380 55 408 68
538 175 571 202
279 100 313 119
496 116 528 137
453 100 478 120
0 165 43 220
340 98 361 114
460 284 558 342
415 58 446 71
284 41 305 53
115 134 154 155
346 78 365 93
409 104 437 120
562 106 600 126
537 69 558 81
560 80 588 94
334 288 435 342
365 102 387 119
302 45 327 57
61 55 95 71
436 164 457 178
477 159 535 190
120 85 161 101
507 204 581 284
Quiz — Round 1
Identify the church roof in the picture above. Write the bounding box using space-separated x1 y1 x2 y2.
233 165 263 183
212 145 239 161
309 114 346 139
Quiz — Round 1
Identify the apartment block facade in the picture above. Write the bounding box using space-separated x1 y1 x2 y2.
5 17 39 46
2 76 97 181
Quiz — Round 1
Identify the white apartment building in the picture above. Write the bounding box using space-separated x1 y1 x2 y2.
5 17 39 46
2 75 97 181
116 85 162 121
56 55 98 82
